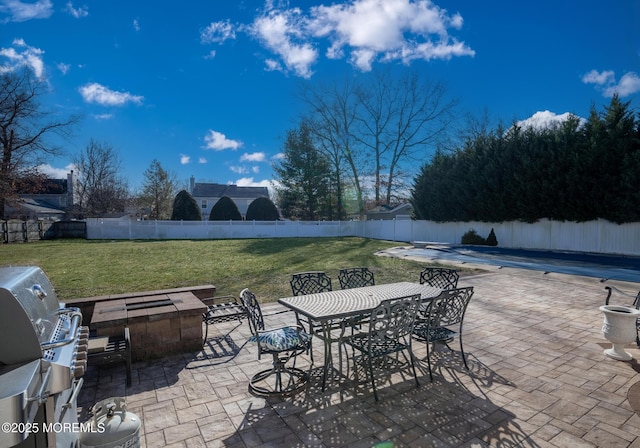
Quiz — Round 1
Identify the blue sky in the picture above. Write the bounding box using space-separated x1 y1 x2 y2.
1 0 639 194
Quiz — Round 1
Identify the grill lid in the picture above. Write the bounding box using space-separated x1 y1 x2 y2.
0 266 65 364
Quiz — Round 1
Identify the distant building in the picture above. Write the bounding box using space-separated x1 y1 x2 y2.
4 172 77 220
365 203 413 221
190 177 269 219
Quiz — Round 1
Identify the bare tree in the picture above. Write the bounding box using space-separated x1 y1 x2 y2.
72 139 129 217
0 70 79 218
139 159 179 220
355 70 458 205
299 77 364 219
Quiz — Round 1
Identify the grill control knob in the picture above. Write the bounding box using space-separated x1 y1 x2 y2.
74 359 87 378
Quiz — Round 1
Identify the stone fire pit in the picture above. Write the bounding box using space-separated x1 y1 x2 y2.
91 291 207 361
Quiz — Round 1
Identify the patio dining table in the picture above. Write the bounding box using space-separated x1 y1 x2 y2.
278 281 442 389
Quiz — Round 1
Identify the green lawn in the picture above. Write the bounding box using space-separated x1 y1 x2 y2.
0 237 452 302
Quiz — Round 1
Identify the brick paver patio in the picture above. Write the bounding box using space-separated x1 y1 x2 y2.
79 266 640 447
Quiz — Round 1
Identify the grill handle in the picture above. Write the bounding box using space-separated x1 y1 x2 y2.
41 307 83 351
61 377 84 415
27 366 52 404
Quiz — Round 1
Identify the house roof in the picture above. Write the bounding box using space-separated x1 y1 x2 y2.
11 198 65 215
192 183 269 199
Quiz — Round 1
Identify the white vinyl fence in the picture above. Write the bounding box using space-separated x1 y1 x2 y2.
85 218 640 256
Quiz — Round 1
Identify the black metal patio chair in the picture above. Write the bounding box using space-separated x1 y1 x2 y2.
290 272 333 296
419 267 459 289
338 267 375 289
240 288 312 396
343 294 421 401
412 287 474 381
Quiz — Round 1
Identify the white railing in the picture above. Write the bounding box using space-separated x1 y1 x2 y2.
85 218 640 256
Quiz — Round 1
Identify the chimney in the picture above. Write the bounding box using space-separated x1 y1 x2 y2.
67 171 76 207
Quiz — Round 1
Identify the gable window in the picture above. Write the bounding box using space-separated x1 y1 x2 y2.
201 200 207 209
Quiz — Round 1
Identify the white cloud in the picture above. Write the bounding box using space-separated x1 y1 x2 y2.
252 166 260 174
516 110 584 130
582 69 640 98
133 18 140 31
249 8 318 78
240 152 266 162
230 165 248 174
36 163 75 178
79 82 143 106
603 72 640 98
235 177 272 188
91 113 113 120
0 38 45 79
272 152 285 160
57 62 70 74
201 20 236 44
204 50 216 60
0 0 53 22
249 0 472 76
180 154 191 164
65 2 88 18
203 130 242 150
582 69 615 86
198 157 207 164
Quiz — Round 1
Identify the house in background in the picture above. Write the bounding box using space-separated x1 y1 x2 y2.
190 177 269 219
4 171 78 220
365 203 413 220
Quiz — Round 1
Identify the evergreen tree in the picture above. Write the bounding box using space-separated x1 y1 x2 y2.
246 197 280 221
139 159 178 220
170 190 202 221
273 122 333 220
209 196 242 220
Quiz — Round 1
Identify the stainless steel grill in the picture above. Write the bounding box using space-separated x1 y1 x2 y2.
0 266 88 448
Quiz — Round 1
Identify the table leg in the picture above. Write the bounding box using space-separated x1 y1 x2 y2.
321 321 333 391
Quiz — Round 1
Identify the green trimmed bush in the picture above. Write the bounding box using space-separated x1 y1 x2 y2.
170 190 202 221
246 197 279 221
209 196 242 221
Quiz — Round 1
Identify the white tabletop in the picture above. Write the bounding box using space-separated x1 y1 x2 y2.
278 282 442 321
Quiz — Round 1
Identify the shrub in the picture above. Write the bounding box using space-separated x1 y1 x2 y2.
246 197 280 221
209 196 242 221
170 190 202 221
461 228 499 246
461 229 486 245
486 228 498 246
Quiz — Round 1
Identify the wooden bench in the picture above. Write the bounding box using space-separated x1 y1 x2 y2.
87 327 132 386
202 296 247 342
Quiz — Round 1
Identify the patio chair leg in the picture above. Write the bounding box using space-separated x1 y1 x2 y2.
425 341 434 382
368 357 379 402
248 353 309 396
460 336 468 369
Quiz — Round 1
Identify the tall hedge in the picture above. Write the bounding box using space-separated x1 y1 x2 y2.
412 96 640 223
209 196 242 221
246 197 279 221
170 190 202 221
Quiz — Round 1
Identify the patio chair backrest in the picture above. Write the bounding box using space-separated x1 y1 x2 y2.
338 267 375 289
290 272 332 296
419 267 459 289
604 286 640 309
423 287 473 328
240 288 265 335
369 294 421 344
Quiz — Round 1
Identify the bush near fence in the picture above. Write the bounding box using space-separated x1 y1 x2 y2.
1 220 87 243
